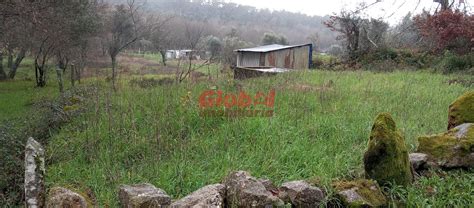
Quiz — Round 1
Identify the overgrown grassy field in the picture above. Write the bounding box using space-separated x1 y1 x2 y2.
43 70 473 206
0 60 73 205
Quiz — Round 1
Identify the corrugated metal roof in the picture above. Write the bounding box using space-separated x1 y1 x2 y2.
235 43 311 53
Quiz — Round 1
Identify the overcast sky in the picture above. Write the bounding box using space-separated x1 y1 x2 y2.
227 0 472 24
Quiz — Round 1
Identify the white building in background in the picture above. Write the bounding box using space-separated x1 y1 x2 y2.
165 50 206 60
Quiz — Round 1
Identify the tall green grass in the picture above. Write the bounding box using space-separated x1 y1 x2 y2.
45 70 472 206
0 59 64 120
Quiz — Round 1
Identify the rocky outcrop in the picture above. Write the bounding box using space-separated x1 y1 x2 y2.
46 187 88 208
118 183 171 208
224 171 284 207
25 137 46 208
278 180 325 207
409 153 429 172
363 113 413 187
333 179 387 208
448 91 474 130
257 178 278 194
417 123 474 169
170 184 226 208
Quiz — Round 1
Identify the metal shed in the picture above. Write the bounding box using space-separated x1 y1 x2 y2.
235 44 313 69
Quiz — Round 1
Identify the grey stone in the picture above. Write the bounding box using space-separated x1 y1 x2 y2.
409 153 429 171
224 171 284 207
46 187 88 208
119 183 171 208
170 184 225 208
455 123 473 139
278 180 325 207
339 188 364 204
25 137 45 208
257 178 278 193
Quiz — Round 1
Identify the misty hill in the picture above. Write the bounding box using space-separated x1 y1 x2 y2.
108 0 338 49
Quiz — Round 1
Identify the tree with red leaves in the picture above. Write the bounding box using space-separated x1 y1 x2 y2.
414 10 474 54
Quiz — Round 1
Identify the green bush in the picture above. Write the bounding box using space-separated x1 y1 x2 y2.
312 57 324 69
373 48 399 61
438 51 474 73
361 48 398 64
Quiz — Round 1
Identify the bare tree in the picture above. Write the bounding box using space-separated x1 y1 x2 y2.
434 0 467 12
176 21 208 82
307 33 320 52
324 2 387 61
221 36 250 66
149 15 174 66
0 51 5 80
0 0 30 80
105 0 144 90
3 20 29 80
325 10 363 61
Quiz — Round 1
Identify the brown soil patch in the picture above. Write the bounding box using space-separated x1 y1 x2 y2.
80 54 179 78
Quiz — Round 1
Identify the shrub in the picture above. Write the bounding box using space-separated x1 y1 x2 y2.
312 57 324 69
437 51 474 73
372 48 399 61
359 48 398 65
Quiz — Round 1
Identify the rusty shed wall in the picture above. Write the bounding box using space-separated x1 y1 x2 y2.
263 46 310 69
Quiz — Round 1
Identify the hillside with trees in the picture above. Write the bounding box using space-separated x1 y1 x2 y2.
106 0 337 50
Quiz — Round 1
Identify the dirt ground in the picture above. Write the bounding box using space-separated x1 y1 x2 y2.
82 54 179 78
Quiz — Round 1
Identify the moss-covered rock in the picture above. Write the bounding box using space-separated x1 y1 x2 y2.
363 113 413 187
333 179 387 208
448 91 474 130
417 123 474 169
46 187 90 208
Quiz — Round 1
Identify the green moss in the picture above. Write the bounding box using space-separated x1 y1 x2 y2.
417 124 474 168
63 104 79 112
333 179 387 207
448 91 474 130
364 113 413 187
69 96 82 105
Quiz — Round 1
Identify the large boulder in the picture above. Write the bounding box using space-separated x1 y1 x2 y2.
417 123 474 169
118 183 171 208
224 171 284 207
25 137 46 208
363 113 413 187
170 184 226 208
278 180 325 207
46 187 88 208
333 179 387 208
448 91 474 130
